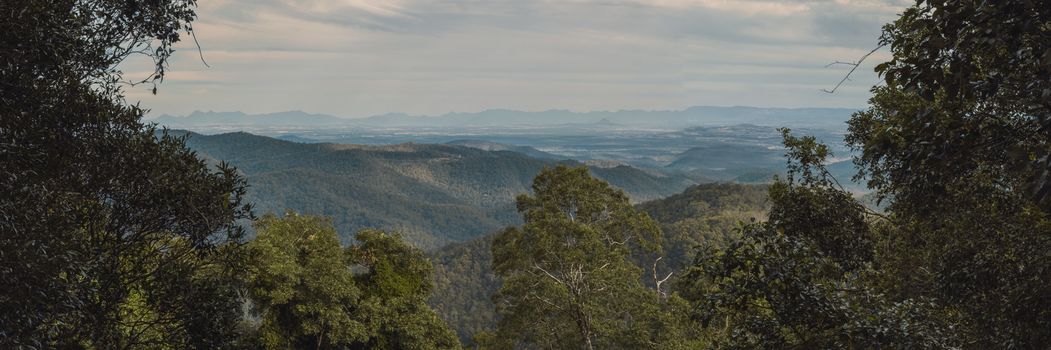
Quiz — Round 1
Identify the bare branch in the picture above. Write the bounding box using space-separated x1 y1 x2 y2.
189 26 211 68
588 262 610 274
533 263 565 285
821 45 884 94
652 257 673 298
823 61 857 68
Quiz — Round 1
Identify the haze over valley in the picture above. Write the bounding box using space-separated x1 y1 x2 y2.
159 106 861 178
162 106 865 250
177 129 699 249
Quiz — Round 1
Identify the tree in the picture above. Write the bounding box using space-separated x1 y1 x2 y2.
678 131 952 349
1 0 252 347
859 0 1051 209
846 1 1051 347
246 213 366 349
347 229 461 349
245 213 460 349
489 165 696 349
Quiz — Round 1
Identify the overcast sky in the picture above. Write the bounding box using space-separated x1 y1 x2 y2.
125 0 909 118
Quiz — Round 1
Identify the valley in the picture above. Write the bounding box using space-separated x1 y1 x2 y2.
177 131 696 249
165 109 867 343
162 108 861 181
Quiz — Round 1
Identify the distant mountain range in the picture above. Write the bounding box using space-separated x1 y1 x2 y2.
151 106 858 130
174 131 696 249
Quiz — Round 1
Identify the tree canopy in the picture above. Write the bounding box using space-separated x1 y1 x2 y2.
488 166 698 349
1 0 252 347
678 2 1051 347
678 131 953 349
245 213 459 350
841 1 1051 347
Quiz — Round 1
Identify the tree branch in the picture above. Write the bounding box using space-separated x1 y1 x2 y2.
652 257 673 298
189 26 210 68
822 45 884 94
533 263 564 285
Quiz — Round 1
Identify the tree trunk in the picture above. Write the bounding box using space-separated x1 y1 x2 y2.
575 305 594 350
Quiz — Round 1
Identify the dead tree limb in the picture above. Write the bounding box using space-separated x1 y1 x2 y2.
652 257 673 298
821 45 884 93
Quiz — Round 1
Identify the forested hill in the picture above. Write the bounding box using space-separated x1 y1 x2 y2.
175 130 695 249
429 182 769 343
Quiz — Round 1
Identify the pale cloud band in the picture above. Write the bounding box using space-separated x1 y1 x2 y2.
125 0 909 118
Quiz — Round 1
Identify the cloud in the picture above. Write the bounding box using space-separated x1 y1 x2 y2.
123 0 909 117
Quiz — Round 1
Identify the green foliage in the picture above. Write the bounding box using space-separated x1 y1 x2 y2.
489 165 698 349
774 130 873 271
428 182 770 345
247 213 366 349
844 1 1051 347
0 0 252 347
246 213 459 349
637 183 768 274
348 229 461 349
678 132 952 349
675 4 1051 348
868 1 1051 210
429 237 500 345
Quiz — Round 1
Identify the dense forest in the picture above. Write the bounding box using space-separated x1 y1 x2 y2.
175 130 695 249
3 0 1051 349
429 182 769 344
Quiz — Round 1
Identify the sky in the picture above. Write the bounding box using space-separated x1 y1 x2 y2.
124 0 911 118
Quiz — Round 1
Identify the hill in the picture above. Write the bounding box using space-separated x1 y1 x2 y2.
660 125 864 190
666 143 785 180
445 139 562 160
177 131 695 249
637 183 769 268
